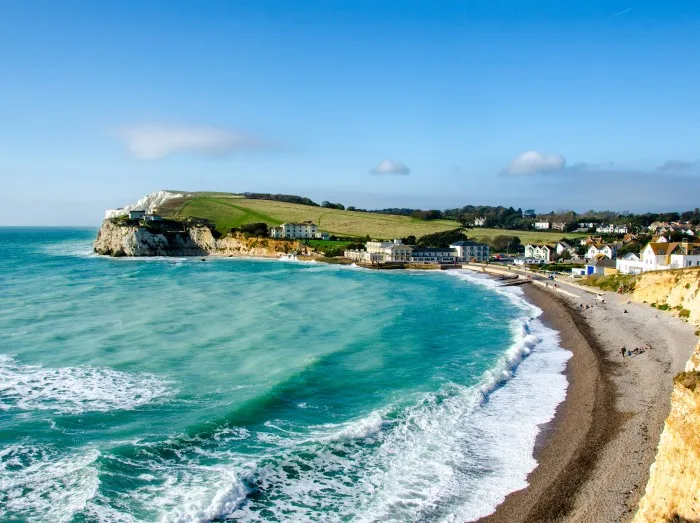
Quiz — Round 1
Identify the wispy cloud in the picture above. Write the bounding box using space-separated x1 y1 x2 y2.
369 160 411 175
119 124 267 160
503 151 566 175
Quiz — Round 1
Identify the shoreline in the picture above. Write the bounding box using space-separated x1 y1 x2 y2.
481 283 619 522
482 279 698 522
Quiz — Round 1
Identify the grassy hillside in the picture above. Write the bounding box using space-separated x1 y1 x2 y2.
156 192 586 243
157 194 461 238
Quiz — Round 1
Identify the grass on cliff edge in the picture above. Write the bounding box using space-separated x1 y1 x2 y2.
580 273 639 292
156 193 587 241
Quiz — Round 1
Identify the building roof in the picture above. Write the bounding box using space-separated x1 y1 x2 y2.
587 256 616 268
450 241 487 247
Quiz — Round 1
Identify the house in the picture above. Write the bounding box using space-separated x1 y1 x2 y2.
579 236 603 247
551 222 567 231
269 221 318 239
585 255 617 275
314 232 330 240
534 221 551 230
450 241 489 262
616 252 644 274
524 244 554 262
410 247 457 264
144 214 163 222
585 243 616 261
578 222 597 230
555 241 573 257
129 210 146 220
473 217 486 227
639 241 700 271
596 224 629 235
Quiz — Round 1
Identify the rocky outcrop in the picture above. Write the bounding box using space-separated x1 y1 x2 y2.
632 268 700 522
93 220 313 258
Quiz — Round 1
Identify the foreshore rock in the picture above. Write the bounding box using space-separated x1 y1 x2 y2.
633 269 700 522
93 220 312 258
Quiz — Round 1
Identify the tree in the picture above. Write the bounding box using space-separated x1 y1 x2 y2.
491 235 522 253
560 249 572 261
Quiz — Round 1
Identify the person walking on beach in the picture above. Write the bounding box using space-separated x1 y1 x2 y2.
621 347 626 357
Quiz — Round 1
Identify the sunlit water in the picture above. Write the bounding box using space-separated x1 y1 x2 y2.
0 228 570 522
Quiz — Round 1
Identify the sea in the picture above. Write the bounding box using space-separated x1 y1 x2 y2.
0 227 571 523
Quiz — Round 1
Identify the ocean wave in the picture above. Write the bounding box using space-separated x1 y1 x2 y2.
0 355 174 414
0 444 100 523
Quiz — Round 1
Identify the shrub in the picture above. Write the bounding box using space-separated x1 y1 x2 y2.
674 371 700 391
679 309 691 318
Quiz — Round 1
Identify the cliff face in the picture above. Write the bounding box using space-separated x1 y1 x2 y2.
631 268 700 325
93 220 312 258
632 269 700 523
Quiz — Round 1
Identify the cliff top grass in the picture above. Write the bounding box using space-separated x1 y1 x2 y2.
580 273 638 293
156 192 587 242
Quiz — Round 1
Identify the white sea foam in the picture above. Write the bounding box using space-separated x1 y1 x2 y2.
0 355 174 414
0 444 101 522
129 466 248 523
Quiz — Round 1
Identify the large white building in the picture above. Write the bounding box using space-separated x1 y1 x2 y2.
534 221 551 230
269 222 318 239
345 239 413 263
450 241 489 262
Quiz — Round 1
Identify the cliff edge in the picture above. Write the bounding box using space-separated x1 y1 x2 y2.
93 219 312 258
632 269 700 522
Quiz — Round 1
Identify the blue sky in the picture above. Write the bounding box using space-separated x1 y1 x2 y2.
1 1 700 224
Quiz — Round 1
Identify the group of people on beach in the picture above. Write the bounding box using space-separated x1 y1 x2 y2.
621 345 651 357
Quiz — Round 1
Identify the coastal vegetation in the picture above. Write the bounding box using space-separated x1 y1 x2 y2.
580 273 638 292
155 192 587 246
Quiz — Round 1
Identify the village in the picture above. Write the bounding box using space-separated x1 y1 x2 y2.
108 206 700 276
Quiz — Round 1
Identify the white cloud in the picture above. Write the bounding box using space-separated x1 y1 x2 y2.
369 160 411 175
119 124 264 160
504 151 566 175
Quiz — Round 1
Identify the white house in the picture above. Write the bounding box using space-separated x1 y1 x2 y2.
616 252 644 274
534 221 551 230
269 221 318 239
450 241 489 262
639 241 700 271
585 243 616 261
473 217 486 227
555 241 573 257
524 244 554 262
596 224 628 234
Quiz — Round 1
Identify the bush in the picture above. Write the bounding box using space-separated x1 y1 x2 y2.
679 308 691 318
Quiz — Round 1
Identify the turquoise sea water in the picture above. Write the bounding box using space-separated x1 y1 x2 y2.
0 228 570 522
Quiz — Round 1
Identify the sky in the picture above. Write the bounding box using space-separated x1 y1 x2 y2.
1 0 700 225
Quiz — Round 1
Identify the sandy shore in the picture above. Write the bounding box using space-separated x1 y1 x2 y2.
482 280 698 523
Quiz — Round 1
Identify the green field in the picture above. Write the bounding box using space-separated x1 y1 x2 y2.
158 194 461 238
156 193 586 243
